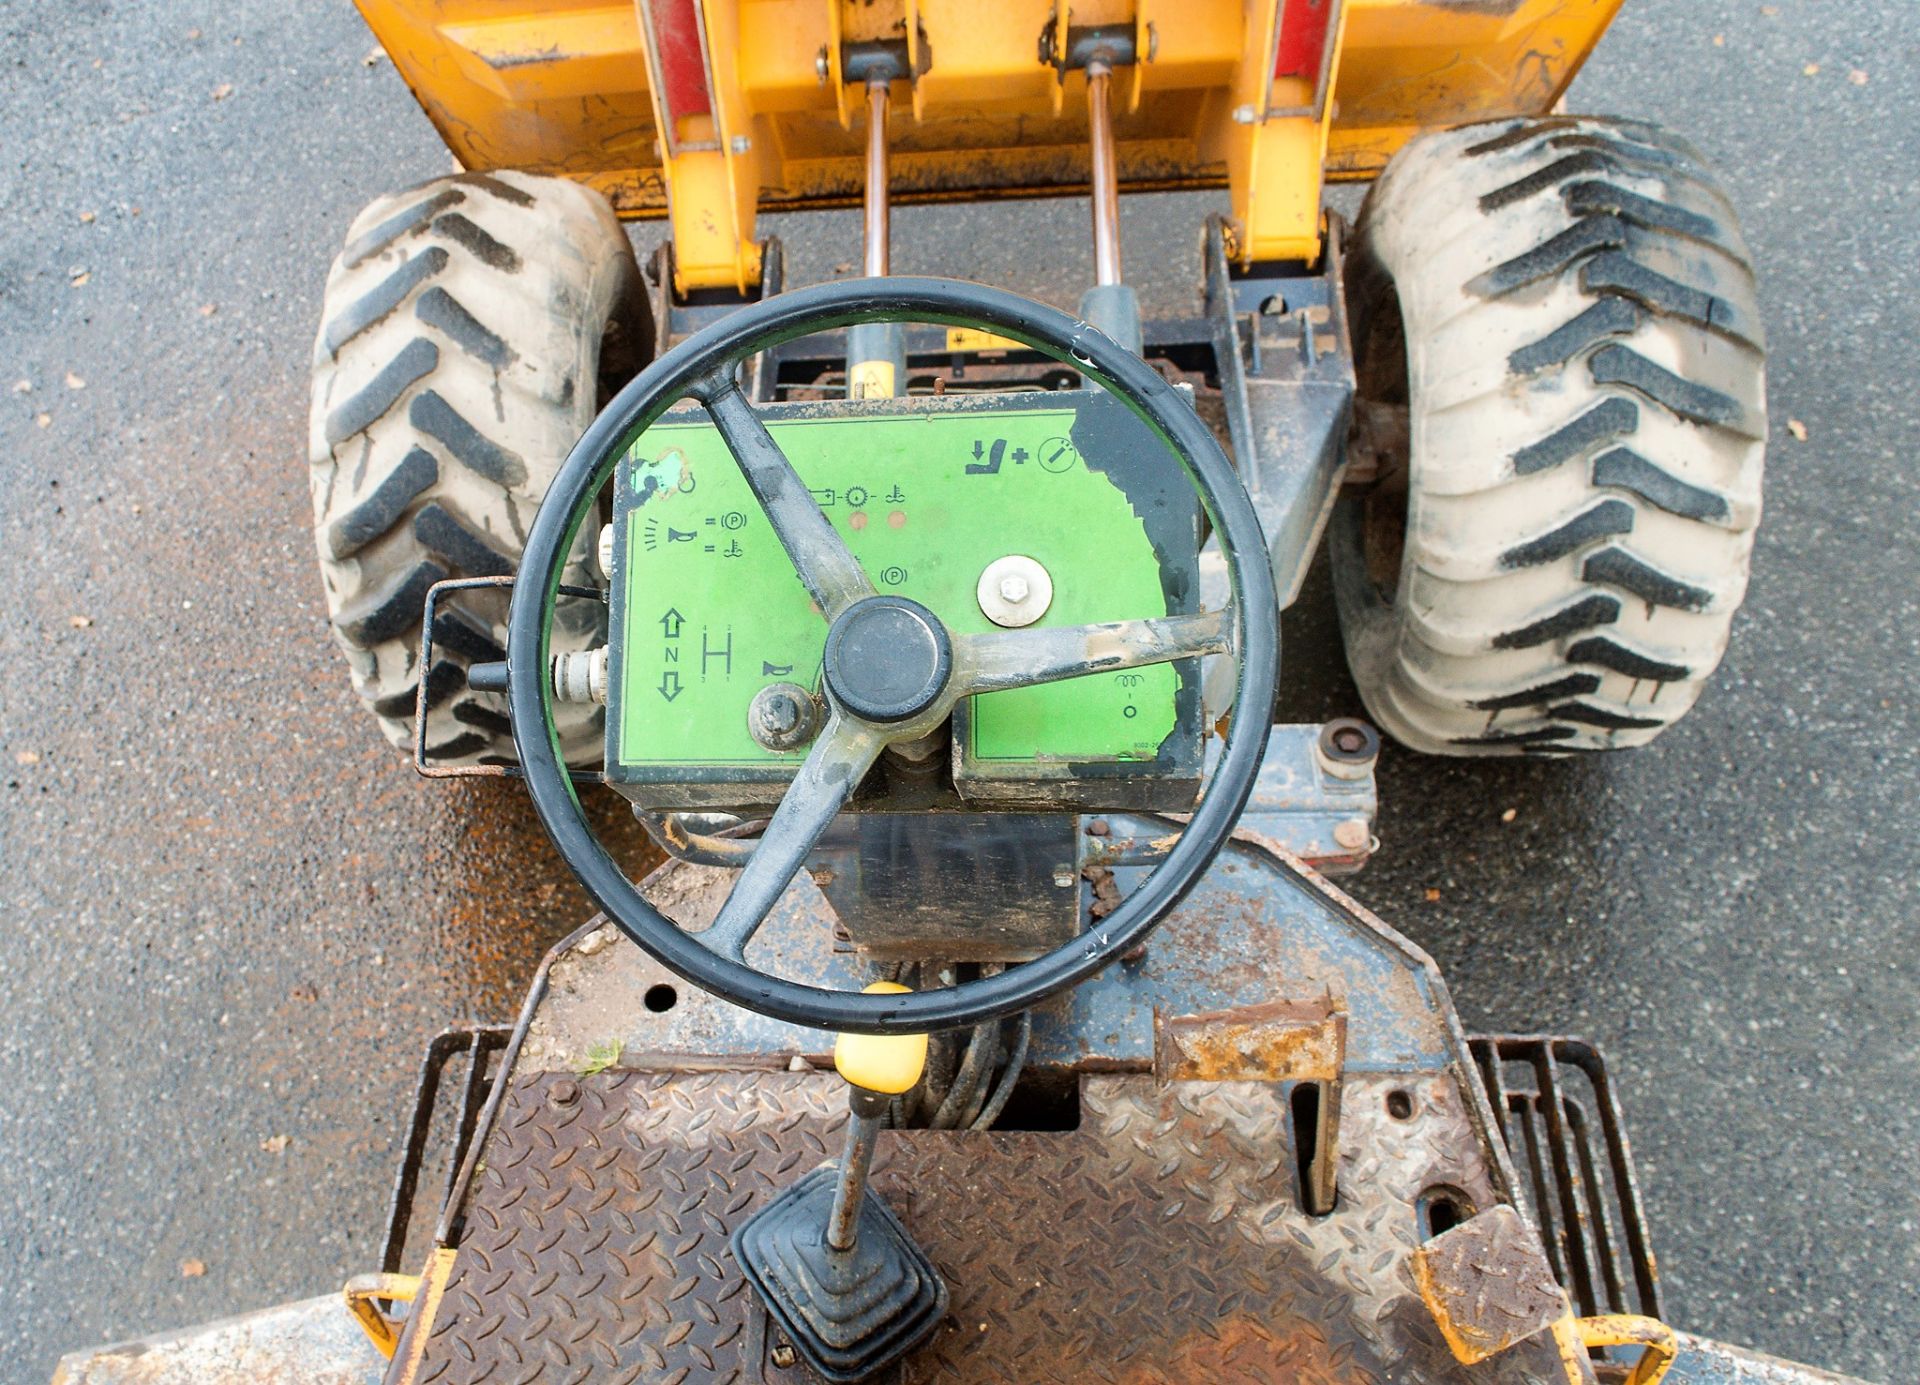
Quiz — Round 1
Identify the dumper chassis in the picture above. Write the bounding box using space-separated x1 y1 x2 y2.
60 4 1835 1384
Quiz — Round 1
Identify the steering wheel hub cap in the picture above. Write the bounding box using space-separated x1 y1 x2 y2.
823 596 953 723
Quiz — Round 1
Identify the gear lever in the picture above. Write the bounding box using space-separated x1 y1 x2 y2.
732 982 948 1382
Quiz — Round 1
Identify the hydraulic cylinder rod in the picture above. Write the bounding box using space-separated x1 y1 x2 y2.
1087 59 1122 287
864 79 890 278
848 77 907 397
1077 57 1143 352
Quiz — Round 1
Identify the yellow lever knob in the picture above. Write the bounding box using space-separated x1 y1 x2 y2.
832 982 929 1095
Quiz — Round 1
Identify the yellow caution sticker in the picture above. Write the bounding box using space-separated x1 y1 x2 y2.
944 327 1025 353
849 360 896 399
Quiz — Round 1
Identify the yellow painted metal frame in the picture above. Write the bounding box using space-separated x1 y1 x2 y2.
342 1248 457 1361
357 0 1622 288
1552 1312 1679 1385
348 1247 461 1382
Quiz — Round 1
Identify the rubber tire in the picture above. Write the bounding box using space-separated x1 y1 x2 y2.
307 171 648 765
1331 116 1767 756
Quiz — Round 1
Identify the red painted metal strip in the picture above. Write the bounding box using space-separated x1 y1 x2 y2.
648 0 712 126
1274 0 1333 80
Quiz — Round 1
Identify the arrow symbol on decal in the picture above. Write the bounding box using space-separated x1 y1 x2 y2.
660 608 685 638
658 671 683 702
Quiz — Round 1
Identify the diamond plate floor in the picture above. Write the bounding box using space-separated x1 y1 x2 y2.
394 1067 1575 1384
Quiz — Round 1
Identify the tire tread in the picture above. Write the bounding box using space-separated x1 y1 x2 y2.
307 171 646 763
1333 117 1766 756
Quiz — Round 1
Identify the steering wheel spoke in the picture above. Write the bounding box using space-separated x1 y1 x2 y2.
952 607 1233 697
699 715 887 962
695 372 875 619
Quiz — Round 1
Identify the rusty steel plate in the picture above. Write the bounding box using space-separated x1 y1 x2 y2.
1412 1204 1567 1365
391 1066 1578 1384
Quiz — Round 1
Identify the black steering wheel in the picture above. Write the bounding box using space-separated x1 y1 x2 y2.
508 277 1278 1034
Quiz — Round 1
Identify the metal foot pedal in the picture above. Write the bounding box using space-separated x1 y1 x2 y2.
733 1164 947 1382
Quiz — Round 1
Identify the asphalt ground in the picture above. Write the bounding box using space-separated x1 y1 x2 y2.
2 3 1915 1380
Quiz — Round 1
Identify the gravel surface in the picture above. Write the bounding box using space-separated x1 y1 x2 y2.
2 2 1914 1380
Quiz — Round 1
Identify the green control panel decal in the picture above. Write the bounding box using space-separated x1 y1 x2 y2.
611 407 1181 771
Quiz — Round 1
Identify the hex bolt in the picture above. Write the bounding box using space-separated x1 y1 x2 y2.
1333 818 1371 852
814 46 829 83
976 554 1053 628
1315 717 1380 782
771 1343 797 1369
762 696 801 736
548 1078 580 1109
749 682 821 752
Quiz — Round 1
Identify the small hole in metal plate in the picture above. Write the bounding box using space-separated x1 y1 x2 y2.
644 983 677 1013
1418 1186 1474 1240
1386 1089 1414 1120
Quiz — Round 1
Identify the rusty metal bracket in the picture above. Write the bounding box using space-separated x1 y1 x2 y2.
1152 994 1343 1083
648 235 786 378
1153 994 1346 1215
1203 214 1355 608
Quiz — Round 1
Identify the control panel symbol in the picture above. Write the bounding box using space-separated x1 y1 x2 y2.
701 629 734 680
1039 436 1078 473
966 439 1007 475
